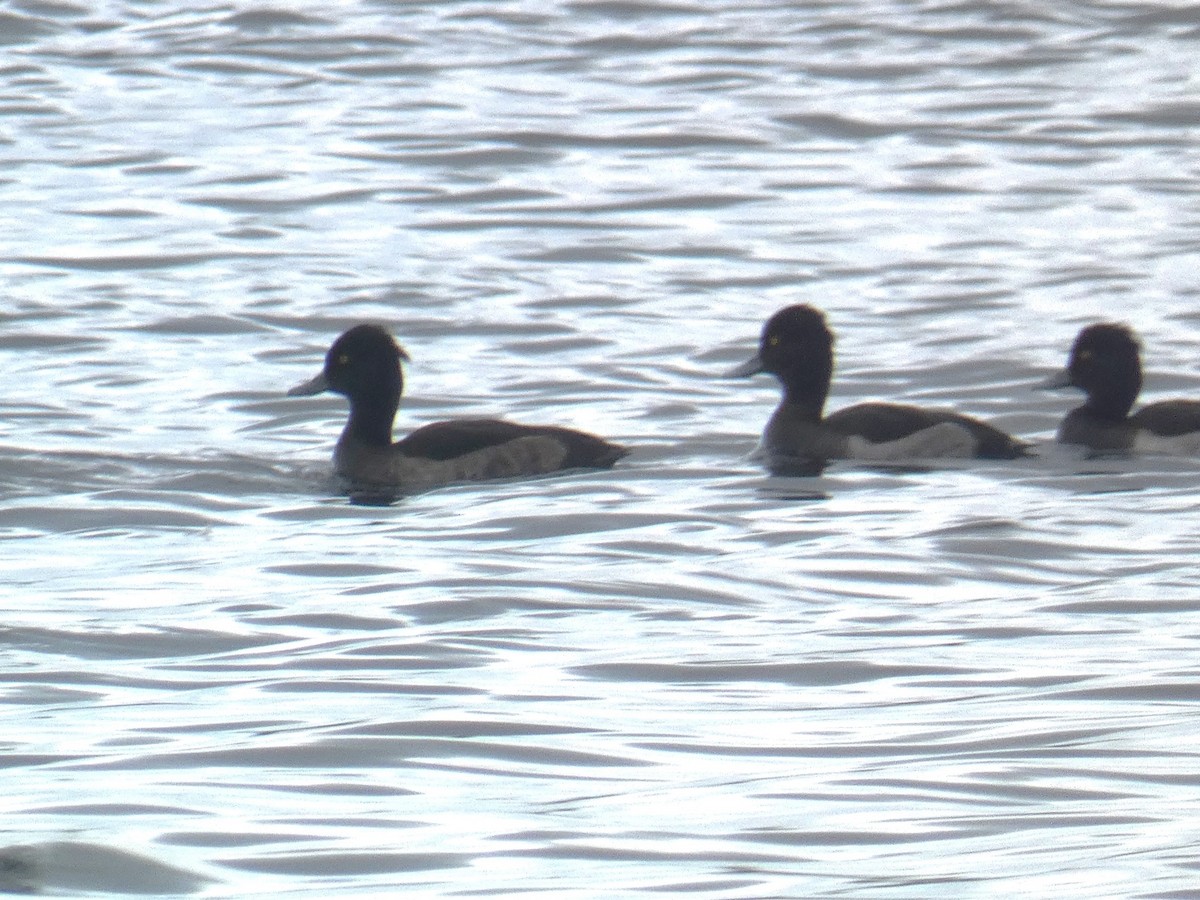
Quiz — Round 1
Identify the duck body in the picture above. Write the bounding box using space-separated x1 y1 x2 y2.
395 417 624 467
1130 401 1200 439
784 401 1024 459
730 304 1026 468
1048 322 1200 454
1057 402 1200 452
290 324 627 490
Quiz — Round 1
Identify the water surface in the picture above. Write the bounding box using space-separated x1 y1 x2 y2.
4 1 1200 896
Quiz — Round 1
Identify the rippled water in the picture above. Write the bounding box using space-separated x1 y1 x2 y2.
5 1 1200 895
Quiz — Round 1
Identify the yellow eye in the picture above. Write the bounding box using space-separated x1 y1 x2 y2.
1078 350 1092 361
337 353 350 365
768 335 780 347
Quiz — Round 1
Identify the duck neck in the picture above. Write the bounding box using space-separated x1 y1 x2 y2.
780 394 826 423
345 394 398 448
778 356 831 423
1082 396 1134 422
1082 375 1140 422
